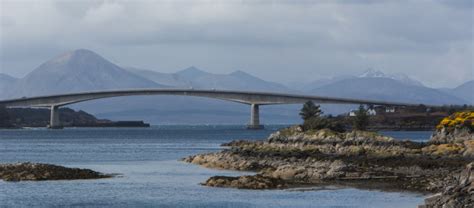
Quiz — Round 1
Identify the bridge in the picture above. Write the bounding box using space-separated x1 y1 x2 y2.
0 89 427 129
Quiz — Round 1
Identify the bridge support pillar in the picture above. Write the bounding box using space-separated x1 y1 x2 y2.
247 104 264 130
48 105 63 129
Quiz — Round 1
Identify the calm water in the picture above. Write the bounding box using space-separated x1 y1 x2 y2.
0 126 431 208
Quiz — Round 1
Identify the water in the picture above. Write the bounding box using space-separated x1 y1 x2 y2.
380 131 432 142
0 126 428 208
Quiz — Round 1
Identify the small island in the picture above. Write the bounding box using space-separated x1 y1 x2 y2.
0 106 150 128
184 103 474 207
0 162 112 181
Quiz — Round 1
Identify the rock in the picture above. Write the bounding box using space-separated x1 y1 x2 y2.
203 174 288 189
0 162 112 181
419 162 474 208
272 165 300 180
325 160 347 179
463 140 474 158
430 127 474 144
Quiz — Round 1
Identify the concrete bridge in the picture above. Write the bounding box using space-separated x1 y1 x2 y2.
0 89 427 129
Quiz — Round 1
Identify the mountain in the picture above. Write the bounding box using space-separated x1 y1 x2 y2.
0 73 17 83
287 75 356 92
289 69 424 92
127 67 294 92
451 80 474 104
8 49 163 98
175 66 210 81
124 67 186 87
0 73 18 98
357 69 424 87
311 77 468 105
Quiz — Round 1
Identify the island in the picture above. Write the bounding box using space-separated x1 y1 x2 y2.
0 162 112 181
184 104 473 207
0 106 150 128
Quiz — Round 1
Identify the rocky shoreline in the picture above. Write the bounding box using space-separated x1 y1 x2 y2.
419 162 473 207
0 162 112 181
183 125 473 207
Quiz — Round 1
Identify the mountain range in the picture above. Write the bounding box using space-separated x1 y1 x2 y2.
311 77 466 105
125 66 292 92
0 49 472 124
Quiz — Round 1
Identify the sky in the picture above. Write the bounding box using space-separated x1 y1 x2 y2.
0 0 473 88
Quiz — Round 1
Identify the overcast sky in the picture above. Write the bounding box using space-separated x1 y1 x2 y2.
1 0 473 88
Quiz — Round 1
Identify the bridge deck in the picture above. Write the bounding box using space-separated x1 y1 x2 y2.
0 88 427 108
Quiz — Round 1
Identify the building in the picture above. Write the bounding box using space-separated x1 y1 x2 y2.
348 108 377 117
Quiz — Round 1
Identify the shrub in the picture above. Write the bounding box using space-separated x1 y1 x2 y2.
303 117 328 131
302 117 345 132
327 121 346 133
436 111 474 132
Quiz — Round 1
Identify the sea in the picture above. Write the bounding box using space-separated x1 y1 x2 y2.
0 125 432 208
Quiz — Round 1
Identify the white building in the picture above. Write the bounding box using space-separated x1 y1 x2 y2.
367 109 377 115
385 107 396 113
348 109 376 117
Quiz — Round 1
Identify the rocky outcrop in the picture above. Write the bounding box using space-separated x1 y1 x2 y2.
430 111 474 144
184 126 473 193
0 162 112 181
419 162 474 208
430 127 474 144
203 175 288 189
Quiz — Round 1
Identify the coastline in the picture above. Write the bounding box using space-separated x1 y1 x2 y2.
183 125 473 207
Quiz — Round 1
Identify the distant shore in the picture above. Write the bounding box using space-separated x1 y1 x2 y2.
0 107 150 129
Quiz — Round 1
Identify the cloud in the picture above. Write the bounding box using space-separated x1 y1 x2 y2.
0 0 472 88
83 1 125 25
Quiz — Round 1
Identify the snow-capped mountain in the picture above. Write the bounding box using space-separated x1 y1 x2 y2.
311 77 468 105
358 69 424 87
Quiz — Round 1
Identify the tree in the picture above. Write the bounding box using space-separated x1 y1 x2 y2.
353 104 369 130
299 101 322 121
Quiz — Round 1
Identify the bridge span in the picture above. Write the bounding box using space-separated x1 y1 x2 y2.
0 89 427 129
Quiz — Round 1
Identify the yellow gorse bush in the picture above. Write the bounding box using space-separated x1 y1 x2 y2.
436 111 474 131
